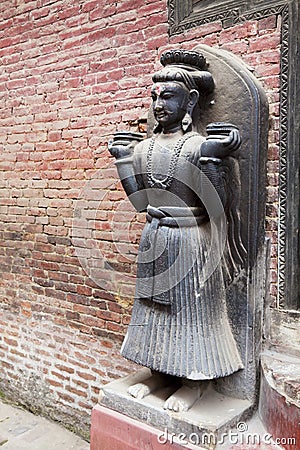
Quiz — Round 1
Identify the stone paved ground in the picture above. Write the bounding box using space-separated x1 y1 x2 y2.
0 399 89 450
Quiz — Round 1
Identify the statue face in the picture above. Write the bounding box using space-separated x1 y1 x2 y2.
151 82 189 132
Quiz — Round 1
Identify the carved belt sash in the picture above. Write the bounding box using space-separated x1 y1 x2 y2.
146 205 207 228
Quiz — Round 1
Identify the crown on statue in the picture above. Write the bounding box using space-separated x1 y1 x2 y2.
160 49 209 71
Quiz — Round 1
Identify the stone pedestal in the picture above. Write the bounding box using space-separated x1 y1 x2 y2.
90 369 252 450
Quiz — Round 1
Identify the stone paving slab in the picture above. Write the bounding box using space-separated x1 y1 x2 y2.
0 400 90 450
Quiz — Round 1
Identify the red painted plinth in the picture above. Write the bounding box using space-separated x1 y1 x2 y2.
259 374 300 450
90 404 198 450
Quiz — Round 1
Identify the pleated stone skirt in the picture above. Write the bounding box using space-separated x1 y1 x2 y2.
121 218 244 380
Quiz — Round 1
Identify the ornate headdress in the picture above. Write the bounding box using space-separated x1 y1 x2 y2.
152 49 214 95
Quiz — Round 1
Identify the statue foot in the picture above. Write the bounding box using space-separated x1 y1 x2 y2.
127 372 171 400
163 382 206 412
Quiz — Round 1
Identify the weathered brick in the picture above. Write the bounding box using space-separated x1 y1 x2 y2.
249 33 280 52
0 0 282 440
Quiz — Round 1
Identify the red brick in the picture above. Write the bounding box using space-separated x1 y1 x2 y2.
0 0 282 439
258 15 277 32
46 378 63 388
76 371 96 381
82 0 99 13
249 34 280 52
90 4 117 21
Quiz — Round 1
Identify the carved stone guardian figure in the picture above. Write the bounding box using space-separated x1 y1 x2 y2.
108 49 249 412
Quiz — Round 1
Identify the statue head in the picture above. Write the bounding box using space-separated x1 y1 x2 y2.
151 50 215 133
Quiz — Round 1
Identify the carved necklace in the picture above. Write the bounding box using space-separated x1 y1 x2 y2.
146 132 197 190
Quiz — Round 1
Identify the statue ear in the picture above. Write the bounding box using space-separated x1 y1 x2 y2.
187 89 199 115
182 89 200 132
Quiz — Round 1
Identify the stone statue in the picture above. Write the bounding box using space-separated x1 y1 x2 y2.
108 49 247 412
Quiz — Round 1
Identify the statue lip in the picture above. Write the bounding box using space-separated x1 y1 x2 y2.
154 110 167 118
155 114 167 120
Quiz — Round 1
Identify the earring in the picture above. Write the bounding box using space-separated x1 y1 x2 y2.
181 112 193 132
153 121 162 133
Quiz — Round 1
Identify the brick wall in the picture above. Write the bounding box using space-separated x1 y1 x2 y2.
0 0 280 438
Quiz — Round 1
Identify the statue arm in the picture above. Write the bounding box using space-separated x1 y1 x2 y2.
191 128 242 208
192 139 247 282
109 141 148 212
190 146 226 208
197 157 227 208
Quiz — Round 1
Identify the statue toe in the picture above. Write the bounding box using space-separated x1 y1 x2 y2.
127 382 150 399
163 384 204 412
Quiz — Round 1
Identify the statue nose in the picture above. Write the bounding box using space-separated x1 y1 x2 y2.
154 98 163 111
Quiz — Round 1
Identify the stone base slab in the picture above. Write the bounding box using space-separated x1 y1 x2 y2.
94 369 253 449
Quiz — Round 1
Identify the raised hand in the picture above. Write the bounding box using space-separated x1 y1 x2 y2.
107 140 136 159
200 129 241 158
